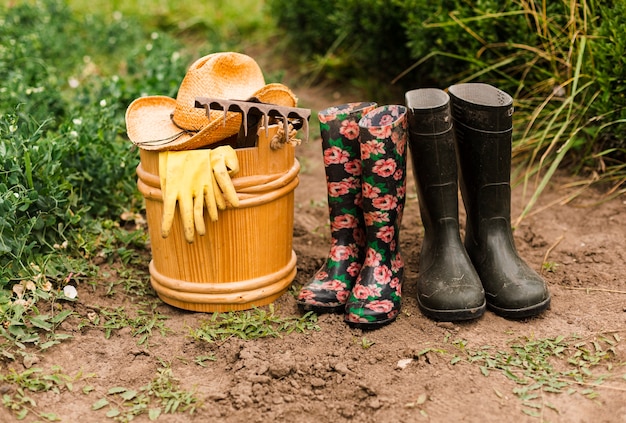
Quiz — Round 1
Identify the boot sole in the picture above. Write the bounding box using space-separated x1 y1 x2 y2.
487 296 551 319
418 299 486 322
344 315 398 330
297 302 345 315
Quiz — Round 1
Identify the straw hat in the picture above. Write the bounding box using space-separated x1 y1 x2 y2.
125 52 297 151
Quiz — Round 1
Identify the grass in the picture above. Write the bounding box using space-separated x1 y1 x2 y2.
449 0 626 223
449 332 626 418
77 303 171 346
1 366 93 421
66 0 275 55
406 0 626 224
92 362 200 422
188 304 320 344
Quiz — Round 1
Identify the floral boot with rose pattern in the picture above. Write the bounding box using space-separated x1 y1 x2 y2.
344 105 408 328
297 102 377 313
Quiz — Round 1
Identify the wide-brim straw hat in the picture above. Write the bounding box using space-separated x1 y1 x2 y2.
125 52 297 151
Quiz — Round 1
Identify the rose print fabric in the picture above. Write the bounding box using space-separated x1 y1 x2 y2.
344 105 408 328
297 102 377 313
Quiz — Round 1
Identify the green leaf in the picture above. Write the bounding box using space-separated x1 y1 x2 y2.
39 340 60 350
106 408 120 418
92 398 109 410
29 315 53 331
149 408 162 420
108 386 128 395
16 408 29 420
39 411 60 421
50 309 73 324
120 389 137 401
522 408 541 417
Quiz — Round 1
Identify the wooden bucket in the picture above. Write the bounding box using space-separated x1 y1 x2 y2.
135 126 299 312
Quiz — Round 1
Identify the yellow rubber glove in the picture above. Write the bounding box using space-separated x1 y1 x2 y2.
159 147 240 243
210 145 240 209
159 150 213 243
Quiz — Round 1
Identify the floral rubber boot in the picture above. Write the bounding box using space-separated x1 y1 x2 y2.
345 105 408 328
297 102 377 313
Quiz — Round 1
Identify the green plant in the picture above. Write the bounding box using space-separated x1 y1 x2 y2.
0 0 187 271
0 273 74 362
188 305 320 343
1 365 90 421
92 363 200 421
267 0 413 99
0 0 189 359
193 355 217 367
78 303 170 346
451 333 626 417
542 261 559 273
360 336 375 349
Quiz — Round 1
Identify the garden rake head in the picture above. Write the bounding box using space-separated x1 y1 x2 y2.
194 97 311 148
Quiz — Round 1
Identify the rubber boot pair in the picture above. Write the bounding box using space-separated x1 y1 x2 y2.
297 103 408 329
406 84 550 321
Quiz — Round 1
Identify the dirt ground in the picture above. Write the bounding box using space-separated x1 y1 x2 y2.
2 85 626 423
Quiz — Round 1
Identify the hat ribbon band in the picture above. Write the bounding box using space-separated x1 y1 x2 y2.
134 113 199 147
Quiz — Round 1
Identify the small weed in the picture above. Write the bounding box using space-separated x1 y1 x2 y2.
92 363 200 422
542 261 559 273
0 273 74 362
1 366 92 421
188 304 319 344
287 283 302 299
193 355 217 367
450 333 626 418
103 266 153 299
359 337 375 349
77 302 170 346
309 199 327 209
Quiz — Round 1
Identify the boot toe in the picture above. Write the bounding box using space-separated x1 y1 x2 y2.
296 288 348 314
418 282 486 322
344 300 401 329
486 277 551 319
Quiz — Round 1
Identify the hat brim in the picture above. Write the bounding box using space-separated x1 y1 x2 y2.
125 83 297 151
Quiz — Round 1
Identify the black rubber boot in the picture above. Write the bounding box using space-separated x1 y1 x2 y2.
406 88 486 321
448 83 550 319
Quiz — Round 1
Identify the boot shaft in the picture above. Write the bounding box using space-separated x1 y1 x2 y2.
358 105 408 238
448 84 514 222
318 102 378 181
448 83 513 132
318 102 377 235
406 89 460 227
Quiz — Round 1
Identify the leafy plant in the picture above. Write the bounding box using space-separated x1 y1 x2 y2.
359 336 375 349
0 0 187 360
451 333 626 417
542 261 559 273
1 365 90 421
0 273 74 362
78 303 170 346
188 305 320 343
92 363 200 422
